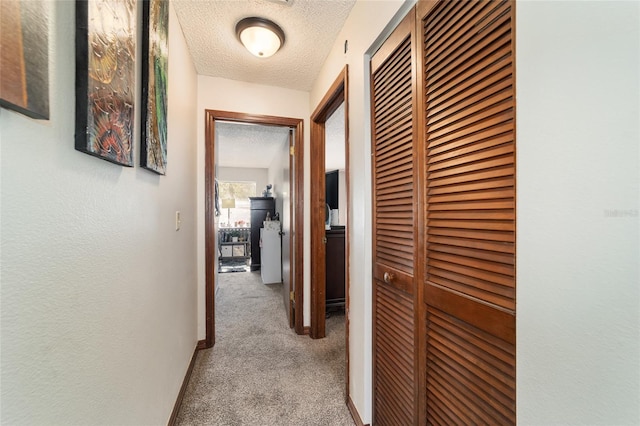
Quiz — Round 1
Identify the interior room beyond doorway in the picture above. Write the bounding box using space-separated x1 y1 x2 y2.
204 110 305 348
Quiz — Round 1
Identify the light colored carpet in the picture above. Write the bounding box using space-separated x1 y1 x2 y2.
176 271 353 426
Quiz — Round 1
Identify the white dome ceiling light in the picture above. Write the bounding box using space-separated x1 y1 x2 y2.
235 17 285 58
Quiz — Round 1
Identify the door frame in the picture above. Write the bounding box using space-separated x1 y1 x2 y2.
204 110 305 348
310 67 349 340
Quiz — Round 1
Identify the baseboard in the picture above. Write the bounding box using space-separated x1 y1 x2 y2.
196 339 207 350
347 395 369 426
303 326 310 335
167 343 200 426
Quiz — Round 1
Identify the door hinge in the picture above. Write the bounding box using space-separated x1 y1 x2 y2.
323 236 327 244
289 291 295 301
290 146 295 156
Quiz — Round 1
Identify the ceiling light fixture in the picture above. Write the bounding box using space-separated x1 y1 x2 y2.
235 17 285 58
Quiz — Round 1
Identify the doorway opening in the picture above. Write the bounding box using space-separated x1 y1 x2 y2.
204 110 305 348
217 179 255 273
310 66 349 340
309 66 350 392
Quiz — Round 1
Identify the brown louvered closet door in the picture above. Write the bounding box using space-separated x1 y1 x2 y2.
418 0 516 424
371 11 421 426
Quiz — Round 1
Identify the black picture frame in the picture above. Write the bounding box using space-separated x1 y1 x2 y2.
75 0 136 166
140 0 169 175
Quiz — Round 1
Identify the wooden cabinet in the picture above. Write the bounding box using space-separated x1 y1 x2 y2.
325 229 345 308
249 197 275 271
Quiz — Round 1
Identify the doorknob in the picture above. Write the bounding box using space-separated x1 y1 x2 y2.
383 271 395 284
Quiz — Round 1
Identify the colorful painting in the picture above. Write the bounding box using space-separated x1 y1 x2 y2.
75 0 136 166
0 0 49 119
141 0 169 174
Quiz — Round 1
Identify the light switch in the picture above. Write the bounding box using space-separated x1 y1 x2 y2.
175 211 181 231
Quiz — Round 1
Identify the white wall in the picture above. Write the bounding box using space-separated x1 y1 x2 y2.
267 138 289 218
309 0 409 422
0 2 198 424
196 76 310 338
218 166 268 196
517 2 640 424
325 103 347 225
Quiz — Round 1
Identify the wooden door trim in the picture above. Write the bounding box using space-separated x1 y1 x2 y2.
414 4 428 423
204 110 305 348
286 129 295 329
309 65 350 400
310 66 349 340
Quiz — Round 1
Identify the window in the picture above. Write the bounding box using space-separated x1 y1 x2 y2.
218 181 256 228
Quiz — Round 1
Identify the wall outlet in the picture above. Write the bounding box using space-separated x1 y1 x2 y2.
175 211 181 231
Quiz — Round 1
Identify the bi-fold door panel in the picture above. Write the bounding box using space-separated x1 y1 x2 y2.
420 0 516 424
371 11 420 426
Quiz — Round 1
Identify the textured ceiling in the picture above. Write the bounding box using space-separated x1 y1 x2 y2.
172 0 357 91
217 122 290 168
217 103 345 170
176 1 353 169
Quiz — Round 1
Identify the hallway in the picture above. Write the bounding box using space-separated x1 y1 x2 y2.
176 271 352 425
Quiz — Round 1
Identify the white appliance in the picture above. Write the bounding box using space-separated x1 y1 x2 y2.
260 221 282 284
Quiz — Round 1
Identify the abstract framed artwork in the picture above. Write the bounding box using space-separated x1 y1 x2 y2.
0 0 50 120
75 0 136 166
141 0 169 175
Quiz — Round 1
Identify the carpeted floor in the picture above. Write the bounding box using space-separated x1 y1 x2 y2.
176 271 353 425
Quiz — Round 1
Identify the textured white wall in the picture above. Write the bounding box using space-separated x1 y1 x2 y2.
325 103 347 225
309 0 409 422
267 138 289 218
218 166 269 196
196 77 310 337
0 2 199 424
517 2 640 424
